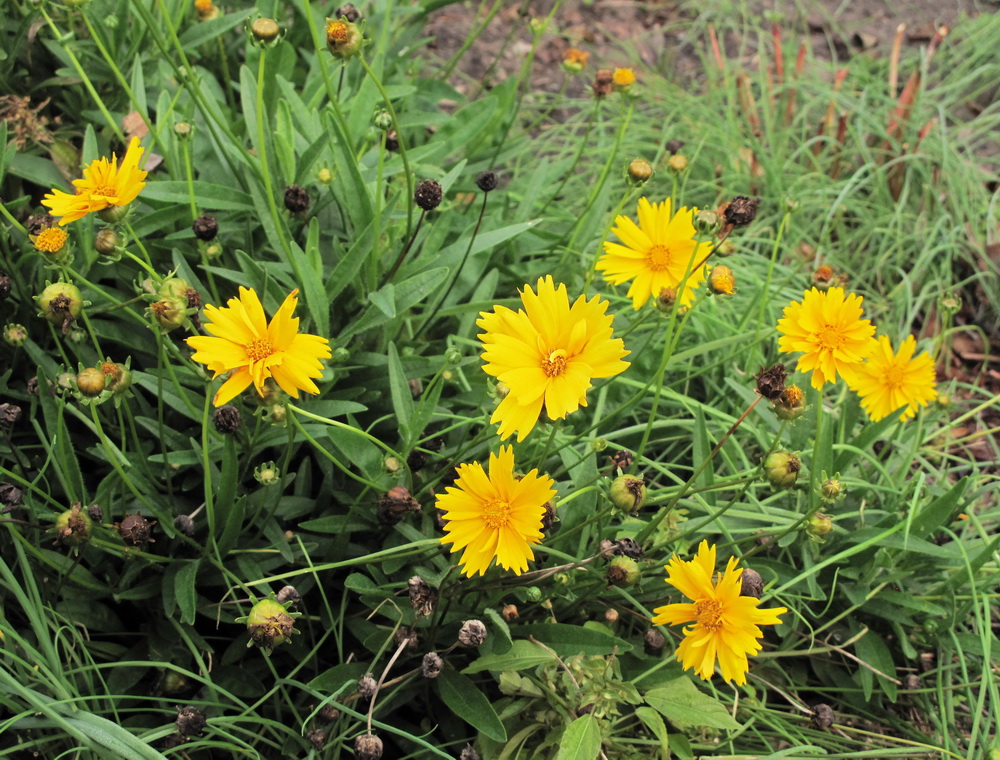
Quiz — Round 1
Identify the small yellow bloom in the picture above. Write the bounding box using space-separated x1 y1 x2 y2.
598 197 712 310
478 276 630 442
776 287 877 389
708 265 735 295
847 335 937 421
437 446 556 577
186 287 331 406
612 68 636 87
652 541 787 685
41 137 147 226
32 227 68 254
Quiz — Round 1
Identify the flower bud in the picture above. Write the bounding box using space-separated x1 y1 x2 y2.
253 378 283 407
54 502 93 546
372 108 393 131
174 121 193 139
667 154 688 172
627 158 653 186
150 297 189 332
254 461 280 486
38 281 84 333
158 277 191 301
174 514 196 536
604 608 619 624
812 265 835 290
773 384 806 421
694 209 720 236
820 475 843 503
94 228 121 256
606 556 640 587
241 597 299 651
609 474 646 514
561 47 589 74
3 323 27 347
806 511 833 538
97 204 130 224
708 265 736 295
716 239 736 256
76 367 108 397
250 17 281 45
763 450 801 489
612 68 636 90
194 0 220 21
316 167 334 185
325 18 362 59
422 652 443 678
938 292 962 316
458 619 487 648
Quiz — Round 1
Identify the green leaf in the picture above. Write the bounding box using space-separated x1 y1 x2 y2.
174 560 200 625
299 515 371 533
462 640 556 674
178 9 253 48
908 477 969 539
437 670 507 743
387 342 414 446
554 714 601 760
853 628 898 702
514 623 633 656
142 181 254 211
644 678 741 730
308 662 369 692
340 268 448 341
635 707 669 760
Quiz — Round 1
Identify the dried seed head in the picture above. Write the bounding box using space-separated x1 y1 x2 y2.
192 214 219 242
811 703 835 729
723 196 761 227
356 674 377 700
318 704 340 721
283 185 310 213
414 180 443 211
354 734 383 760
0 482 24 512
739 567 764 598
475 170 498 192
612 537 644 559
384 130 399 151
644 628 666 656
306 728 326 750
87 503 103 522
54 502 93 547
460 745 481 760
902 673 921 690
421 652 443 678
26 213 56 235
0 403 22 427
175 705 206 737
212 405 242 435
406 449 426 471
377 486 421 526
609 449 633 472
458 620 488 648
666 139 685 154
606 556 639 587
755 363 788 401
812 265 835 289
335 3 361 22
115 511 157 549
393 625 419 650
592 69 614 98
407 575 436 618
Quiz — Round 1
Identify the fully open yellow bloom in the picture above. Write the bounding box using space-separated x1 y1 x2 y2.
847 335 937 421
478 276 630 442
597 197 712 310
612 68 636 87
653 541 786 685
438 446 556 577
41 137 147 225
777 286 877 389
187 287 331 406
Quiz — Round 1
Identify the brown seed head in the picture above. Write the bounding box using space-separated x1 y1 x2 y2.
192 214 219 241
356 674 377 701
592 69 614 98
306 728 326 751
335 4 361 22
460 744 481 760
0 482 24 512
115 511 157 549
421 651 443 678
0 403 22 426
414 180 443 211
755 363 788 401
175 705 206 737
723 196 761 227
174 514 196 536
283 185 310 213
354 734 383 760
213 405 242 434
407 575 436 618
502 603 519 621
811 703 835 729
739 567 764 598
644 628 666 656
475 170 498 192
275 585 301 606
458 619 488 648
377 486 421 526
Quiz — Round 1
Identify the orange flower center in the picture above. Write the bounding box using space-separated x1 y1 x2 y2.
327 20 349 42
695 599 724 631
880 364 905 390
482 498 511 529
646 244 674 272
34 228 68 253
246 338 275 361
815 324 847 351
541 349 568 378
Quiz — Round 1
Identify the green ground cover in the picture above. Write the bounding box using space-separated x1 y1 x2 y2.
0 0 998 758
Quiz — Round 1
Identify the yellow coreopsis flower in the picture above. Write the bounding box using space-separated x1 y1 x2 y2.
41 137 148 225
847 335 937 421
478 276 630 442
612 68 636 87
652 541 787 685
776 287 878 389
438 446 556 577
597 197 713 310
186 287 331 406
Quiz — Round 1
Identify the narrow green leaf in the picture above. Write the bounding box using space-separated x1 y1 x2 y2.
462 640 556 674
142 181 254 211
514 623 633 656
340 268 448 340
437 670 507 743
174 560 200 626
387 342 414 446
908 477 969 538
554 714 601 760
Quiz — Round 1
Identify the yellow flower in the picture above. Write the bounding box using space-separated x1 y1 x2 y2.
41 137 147 225
847 335 937 421
597 197 712 310
776 287 877 389
438 446 556 577
32 227 68 254
652 541 786 685
708 265 735 295
477 276 630 442
186 287 331 406
612 68 636 87
562 48 590 73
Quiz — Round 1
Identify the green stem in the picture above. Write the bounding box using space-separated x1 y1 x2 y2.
287 407 382 490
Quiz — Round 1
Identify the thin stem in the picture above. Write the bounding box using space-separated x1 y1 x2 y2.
382 211 425 287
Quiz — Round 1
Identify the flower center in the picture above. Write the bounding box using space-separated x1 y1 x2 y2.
881 365 904 390
815 324 846 351
541 349 568 378
694 599 724 631
327 20 349 42
246 338 275 362
482 498 511 529
91 185 118 200
646 244 673 272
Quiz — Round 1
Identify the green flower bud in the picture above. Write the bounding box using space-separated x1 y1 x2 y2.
239 597 300 652
76 367 108 397
763 450 801 489
54 502 93 546
606 556 640 587
806 511 833 539
609 474 646 514
254 461 280 486
4 323 27 347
